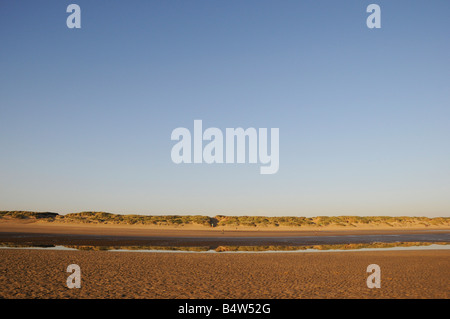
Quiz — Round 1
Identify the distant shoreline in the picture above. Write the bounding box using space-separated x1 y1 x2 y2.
1 219 450 233
2 211 450 247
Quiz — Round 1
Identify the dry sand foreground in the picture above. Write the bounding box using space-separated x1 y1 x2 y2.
0 249 448 299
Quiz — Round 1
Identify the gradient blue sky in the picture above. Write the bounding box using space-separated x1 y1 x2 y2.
1 1 449 217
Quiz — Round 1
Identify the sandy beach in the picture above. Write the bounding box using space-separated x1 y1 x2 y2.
1 221 449 299
0 249 448 299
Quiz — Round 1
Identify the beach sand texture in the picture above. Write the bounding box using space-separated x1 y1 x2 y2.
1 249 448 299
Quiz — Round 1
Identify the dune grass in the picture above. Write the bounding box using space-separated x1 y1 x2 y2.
1 211 449 228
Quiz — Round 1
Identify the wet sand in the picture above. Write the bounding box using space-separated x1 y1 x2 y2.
1 222 449 247
2 231 449 248
0 249 448 299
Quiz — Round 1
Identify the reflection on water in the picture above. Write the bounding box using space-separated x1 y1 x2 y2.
1 242 449 253
0 244 78 251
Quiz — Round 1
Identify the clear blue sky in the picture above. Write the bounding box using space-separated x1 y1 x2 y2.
1 0 449 217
